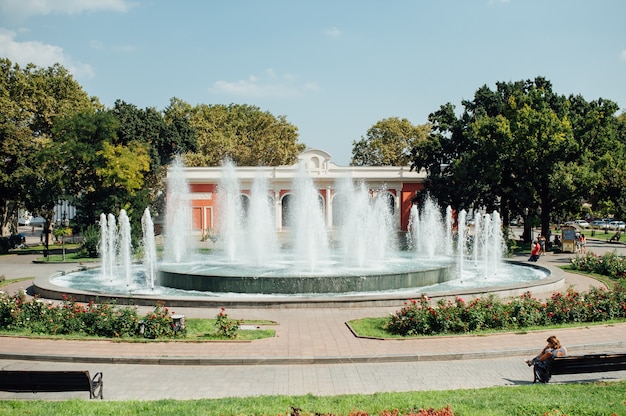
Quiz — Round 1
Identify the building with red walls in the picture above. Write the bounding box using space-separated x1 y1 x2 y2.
174 149 427 238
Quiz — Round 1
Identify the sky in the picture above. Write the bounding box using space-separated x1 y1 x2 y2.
0 0 624 166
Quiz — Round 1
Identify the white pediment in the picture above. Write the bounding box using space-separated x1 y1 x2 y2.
296 148 333 174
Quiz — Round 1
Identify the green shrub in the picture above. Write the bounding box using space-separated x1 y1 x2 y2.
386 282 626 336
215 307 240 338
506 291 544 327
80 300 140 337
140 304 174 339
78 225 100 258
570 251 626 279
0 291 174 340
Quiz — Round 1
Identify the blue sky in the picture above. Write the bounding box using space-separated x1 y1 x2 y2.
1 0 624 165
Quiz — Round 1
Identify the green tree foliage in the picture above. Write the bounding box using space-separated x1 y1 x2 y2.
178 102 305 167
109 99 197 222
50 99 196 233
97 141 150 191
52 110 149 230
113 99 197 170
0 58 97 236
411 77 622 239
351 117 429 166
577 103 626 219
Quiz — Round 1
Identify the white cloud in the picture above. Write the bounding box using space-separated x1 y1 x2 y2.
208 70 320 99
324 27 342 38
0 0 134 22
621 50 626 61
0 28 94 78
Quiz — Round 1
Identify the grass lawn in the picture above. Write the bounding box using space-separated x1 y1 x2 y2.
559 264 618 288
0 277 32 288
185 318 276 341
32 253 98 263
0 381 624 415
581 228 623 242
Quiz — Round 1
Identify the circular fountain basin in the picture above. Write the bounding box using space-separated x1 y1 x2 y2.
159 253 455 294
34 257 561 308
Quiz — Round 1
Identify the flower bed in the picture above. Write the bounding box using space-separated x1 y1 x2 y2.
387 283 626 336
570 251 626 280
0 291 184 339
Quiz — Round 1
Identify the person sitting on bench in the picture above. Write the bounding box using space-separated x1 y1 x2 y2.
525 335 567 383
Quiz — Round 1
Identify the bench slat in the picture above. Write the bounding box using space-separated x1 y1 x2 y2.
550 353 626 376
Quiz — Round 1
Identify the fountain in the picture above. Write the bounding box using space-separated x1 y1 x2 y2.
164 156 193 263
36 157 559 308
141 208 158 290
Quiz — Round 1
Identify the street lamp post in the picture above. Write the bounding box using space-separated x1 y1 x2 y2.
61 211 69 261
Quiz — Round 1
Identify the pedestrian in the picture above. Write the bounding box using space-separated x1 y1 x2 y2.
538 234 546 255
580 234 586 253
528 240 540 262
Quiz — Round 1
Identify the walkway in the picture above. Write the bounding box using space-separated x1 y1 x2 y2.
0 236 625 400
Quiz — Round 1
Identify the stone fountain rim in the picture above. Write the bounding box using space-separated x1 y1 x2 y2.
32 260 563 309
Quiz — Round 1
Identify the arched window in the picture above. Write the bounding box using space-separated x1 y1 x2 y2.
386 192 395 215
282 193 325 227
281 194 293 227
240 194 250 225
332 193 349 227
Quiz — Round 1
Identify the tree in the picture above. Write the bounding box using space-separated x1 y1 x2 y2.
351 117 429 166
51 109 151 229
179 102 304 167
109 99 197 224
0 59 97 236
411 77 621 241
567 99 624 219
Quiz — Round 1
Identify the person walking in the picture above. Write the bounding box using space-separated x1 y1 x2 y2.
528 240 540 262
538 234 547 255
579 234 587 253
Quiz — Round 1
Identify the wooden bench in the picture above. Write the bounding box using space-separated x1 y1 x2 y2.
534 353 626 383
0 370 103 399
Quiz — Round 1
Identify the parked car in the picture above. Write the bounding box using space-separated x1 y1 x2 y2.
564 220 590 229
608 220 625 231
29 216 46 226
590 219 609 229
574 219 590 228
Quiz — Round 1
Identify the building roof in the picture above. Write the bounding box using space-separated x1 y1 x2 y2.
177 149 427 187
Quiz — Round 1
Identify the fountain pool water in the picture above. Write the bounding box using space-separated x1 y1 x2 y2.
39 157 556 307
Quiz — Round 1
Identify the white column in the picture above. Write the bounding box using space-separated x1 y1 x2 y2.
394 188 401 230
325 185 332 228
274 189 282 231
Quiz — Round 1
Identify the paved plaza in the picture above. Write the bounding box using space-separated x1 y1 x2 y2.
0 232 625 401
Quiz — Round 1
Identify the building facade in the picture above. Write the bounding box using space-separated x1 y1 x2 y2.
178 149 427 236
